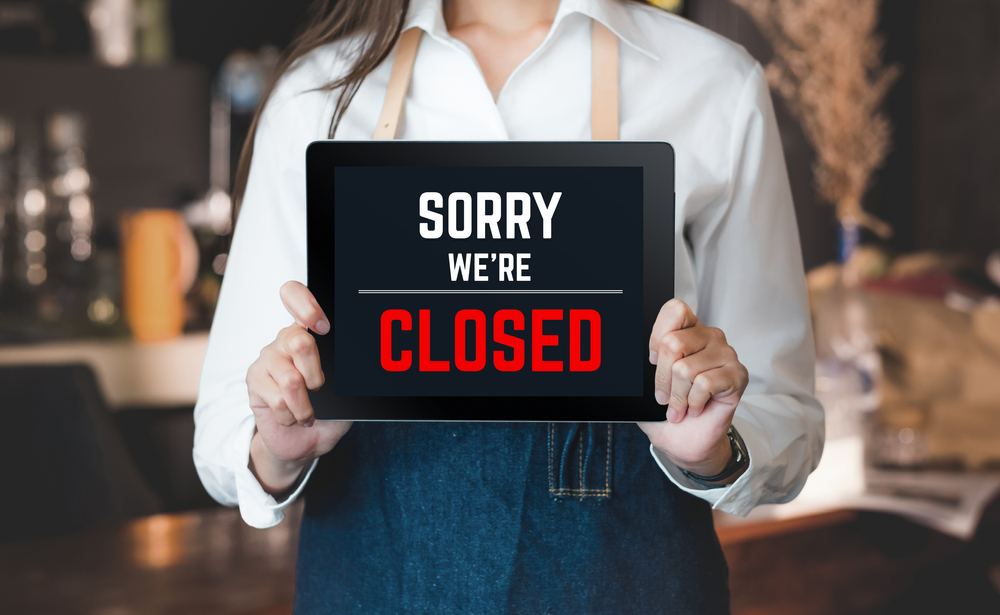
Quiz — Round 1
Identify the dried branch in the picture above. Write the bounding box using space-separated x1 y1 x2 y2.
731 0 901 238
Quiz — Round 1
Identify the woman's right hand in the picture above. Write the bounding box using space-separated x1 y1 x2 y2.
245 281 352 496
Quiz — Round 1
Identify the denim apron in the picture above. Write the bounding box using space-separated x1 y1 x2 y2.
293 24 731 613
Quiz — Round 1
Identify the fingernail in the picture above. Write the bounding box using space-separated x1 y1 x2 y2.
303 419 315 428
649 350 658 364
315 319 330 334
667 408 677 422
655 390 668 405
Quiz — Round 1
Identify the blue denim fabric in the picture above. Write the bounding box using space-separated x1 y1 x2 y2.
293 422 730 613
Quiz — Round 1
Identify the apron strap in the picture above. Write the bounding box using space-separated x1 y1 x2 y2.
590 20 619 141
373 27 423 140
374 20 620 140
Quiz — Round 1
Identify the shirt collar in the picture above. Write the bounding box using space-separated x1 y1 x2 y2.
404 0 661 62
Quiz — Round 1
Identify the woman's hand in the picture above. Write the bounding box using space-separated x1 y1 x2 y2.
246 281 352 496
637 299 750 482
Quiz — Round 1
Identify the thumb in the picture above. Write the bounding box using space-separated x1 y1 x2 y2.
279 281 330 334
649 299 700 359
659 298 699 332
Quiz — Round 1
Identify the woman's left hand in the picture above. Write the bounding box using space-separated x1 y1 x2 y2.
637 299 750 480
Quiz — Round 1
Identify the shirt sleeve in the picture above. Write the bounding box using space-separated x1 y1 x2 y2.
192 92 323 529
650 63 826 518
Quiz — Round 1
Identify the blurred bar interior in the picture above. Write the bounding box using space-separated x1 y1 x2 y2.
1 0 999 614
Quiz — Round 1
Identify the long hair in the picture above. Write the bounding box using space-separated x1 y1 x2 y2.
231 0 411 223
231 0 649 225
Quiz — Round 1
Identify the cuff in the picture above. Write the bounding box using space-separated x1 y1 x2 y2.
231 414 319 528
649 416 758 517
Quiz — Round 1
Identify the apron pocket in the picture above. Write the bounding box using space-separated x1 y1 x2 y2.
547 422 613 500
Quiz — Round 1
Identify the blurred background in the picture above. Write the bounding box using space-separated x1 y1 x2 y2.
1 0 999 613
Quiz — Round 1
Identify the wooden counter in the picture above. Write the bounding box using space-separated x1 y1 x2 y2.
5 500 996 615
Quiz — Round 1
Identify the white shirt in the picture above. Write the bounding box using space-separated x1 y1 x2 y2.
193 0 825 529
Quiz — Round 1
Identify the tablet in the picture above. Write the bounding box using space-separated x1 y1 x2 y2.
306 141 674 421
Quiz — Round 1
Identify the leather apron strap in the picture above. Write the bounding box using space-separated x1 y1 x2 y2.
373 27 423 140
590 19 619 140
373 20 620 140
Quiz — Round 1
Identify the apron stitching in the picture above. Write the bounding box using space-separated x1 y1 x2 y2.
553 488 608 493
606 424 611 493
548 422 553 494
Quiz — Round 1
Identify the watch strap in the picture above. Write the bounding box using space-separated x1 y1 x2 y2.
680 425 749 488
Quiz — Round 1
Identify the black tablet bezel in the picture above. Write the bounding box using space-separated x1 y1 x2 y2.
306 141 674 422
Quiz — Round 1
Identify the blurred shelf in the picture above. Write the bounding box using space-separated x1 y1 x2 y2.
0 56 209 216
0 314 133 346
0 332 208 408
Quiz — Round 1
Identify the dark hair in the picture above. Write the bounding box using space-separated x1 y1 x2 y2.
231 0 411 224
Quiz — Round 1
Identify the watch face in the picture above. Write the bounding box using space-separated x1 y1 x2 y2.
730 429 749 466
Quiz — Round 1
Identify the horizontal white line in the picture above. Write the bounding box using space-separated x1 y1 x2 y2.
358 290 623 295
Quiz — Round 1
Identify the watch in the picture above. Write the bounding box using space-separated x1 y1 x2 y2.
679 425 749 488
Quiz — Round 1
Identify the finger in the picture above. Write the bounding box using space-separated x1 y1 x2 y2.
649 299 699 364
268 358 316 426
671 352 727 421
687 365 745 419
248 365 298 427
655 327 710 367
279 280 330 335
652 327 708 406
280 326 325 390
652 328 709 408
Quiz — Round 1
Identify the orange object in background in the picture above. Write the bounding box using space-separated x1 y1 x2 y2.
120 210 199 343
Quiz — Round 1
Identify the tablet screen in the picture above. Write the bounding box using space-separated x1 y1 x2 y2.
328 166 644 397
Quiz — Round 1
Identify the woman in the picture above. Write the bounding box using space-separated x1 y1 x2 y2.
194 0 825 611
